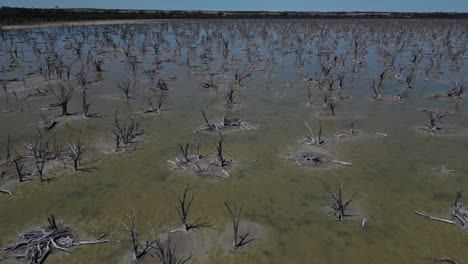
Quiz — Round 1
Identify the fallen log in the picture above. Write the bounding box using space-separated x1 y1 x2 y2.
433 257 459 264
331 160 352 166
0 189 13 196
414 211 456 225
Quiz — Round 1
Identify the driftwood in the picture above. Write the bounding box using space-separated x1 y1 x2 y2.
331 160 352 166
413 211 456 225
2 216 110 264
415 191 468 229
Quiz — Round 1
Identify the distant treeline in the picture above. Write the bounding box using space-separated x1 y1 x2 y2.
1 6 468 25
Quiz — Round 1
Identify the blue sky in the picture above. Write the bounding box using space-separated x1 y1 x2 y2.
2 0 467 12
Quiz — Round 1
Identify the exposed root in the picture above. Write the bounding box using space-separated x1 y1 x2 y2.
2 216 111 264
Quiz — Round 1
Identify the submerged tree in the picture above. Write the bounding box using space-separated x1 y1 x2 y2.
117 209 154 261
49 83 74 116
69 131 85 171
328 184 356 221
174 186 210 233
153 230 191 264
224 201 255 249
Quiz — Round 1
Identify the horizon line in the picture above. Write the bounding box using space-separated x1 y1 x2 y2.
1 6 467 14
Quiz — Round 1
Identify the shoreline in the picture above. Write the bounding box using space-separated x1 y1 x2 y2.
1 19 165 31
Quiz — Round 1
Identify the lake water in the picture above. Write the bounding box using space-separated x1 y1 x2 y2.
0 19 467 264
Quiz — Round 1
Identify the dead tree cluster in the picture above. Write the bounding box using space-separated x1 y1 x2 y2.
112 114 144 151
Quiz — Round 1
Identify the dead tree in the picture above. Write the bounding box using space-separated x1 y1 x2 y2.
337 71 346 90
303 120 325 145
28 128 50 160
452 191 468 229
201 110 216 131
117 78 133 100
73 67 89 89
415 108 449 132
153 230 191 264
69 131 85 171
403 71 414 89
112 114 144 150
225 84 237 108
224 202 255 249
174 186 210 233
35 157 47 182
49 83 73 116
306 85 313 105
328 184 356 221
52 136 64 161
1 79 7 93
141 94 166 113
216 133 228 167
5 132 12 163
447 82 464 99
234 68 251 86
192 135 204 161
73 67 90 117
28 129 49 181
12 155 25 182
93 58 104 72
157 79 169 91
326 102 336 116
179 144 190 163
40 113 58 132
118 209 154 261
378 68 388 84
371 80 383 100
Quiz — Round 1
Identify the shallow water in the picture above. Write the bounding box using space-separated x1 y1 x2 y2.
0 19 467 264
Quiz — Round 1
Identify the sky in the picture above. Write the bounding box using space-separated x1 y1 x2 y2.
1 0 467 12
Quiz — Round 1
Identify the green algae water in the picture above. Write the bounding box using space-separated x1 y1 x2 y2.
0 19 468 264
